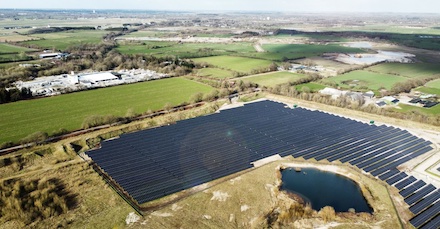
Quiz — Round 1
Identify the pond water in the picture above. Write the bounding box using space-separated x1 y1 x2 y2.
280 168 373 213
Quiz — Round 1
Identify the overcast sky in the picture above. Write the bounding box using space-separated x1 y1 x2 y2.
2 0 440 13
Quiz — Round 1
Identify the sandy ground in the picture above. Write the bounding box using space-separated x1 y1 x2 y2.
252 154 282 167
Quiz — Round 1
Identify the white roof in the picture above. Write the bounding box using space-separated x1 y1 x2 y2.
320 87 345 96
382 96 397 102
79 72 118 82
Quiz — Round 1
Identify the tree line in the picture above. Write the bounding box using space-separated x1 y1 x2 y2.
0 87 32 104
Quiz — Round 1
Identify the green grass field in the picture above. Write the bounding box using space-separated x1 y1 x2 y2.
121 30 177 38
238 44 363 61
415 86 440 95
325 70 408 90
21 30 108 50
263 44 363 54
196 67 234 79
241 71 307 87
0 42 35 53
0 77 213 144
271 34 348 42
192 56 273 73
415 79 440 95
396 103 440 115
367 63 440 79
117 41 255 58
295 82 326 92
425 79 440 89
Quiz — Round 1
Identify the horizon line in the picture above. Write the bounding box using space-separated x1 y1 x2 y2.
1 8 440 15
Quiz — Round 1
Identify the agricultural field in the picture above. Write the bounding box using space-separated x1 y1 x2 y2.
0 77 213 144
425 79 440 89
255 44 364 61
396 103 440 115
241 71 307 87
270 33 348 42
416 79 440 95
192 55 273 74
367 63 440 79
0 18 130 28
324 70 408 91
0 42 36 53
196 67 234 79
20 30 108 50
121 30 177 38
0 43 36 63
117 41 255 58
295 82 326 92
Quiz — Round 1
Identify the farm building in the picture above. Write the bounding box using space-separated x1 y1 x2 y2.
39 52 69 59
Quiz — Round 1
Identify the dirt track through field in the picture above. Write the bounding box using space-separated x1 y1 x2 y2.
253 43 265 52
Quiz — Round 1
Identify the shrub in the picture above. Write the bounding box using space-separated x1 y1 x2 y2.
20 131 49 144
81 115 119 129
319 206 336 222
0 178 75 226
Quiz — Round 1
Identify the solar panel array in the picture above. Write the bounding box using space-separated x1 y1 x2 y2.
86 100 438 228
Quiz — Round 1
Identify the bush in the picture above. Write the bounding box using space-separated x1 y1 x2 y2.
20 131 49 144
81 115 119 129
319 206 336 222
190 92 204 103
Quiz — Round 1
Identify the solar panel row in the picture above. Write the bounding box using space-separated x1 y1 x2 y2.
86 100 436 228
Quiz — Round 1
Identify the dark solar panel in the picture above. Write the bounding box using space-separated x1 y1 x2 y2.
400 180 426 198
386 172 408 185
410 191 440 215
394 176 417 190
419 214 440 229
85 100 434 207
378 169 400 181
405 185 436 206
410 202 440 228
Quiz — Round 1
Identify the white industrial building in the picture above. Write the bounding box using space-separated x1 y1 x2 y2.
14 69 168 97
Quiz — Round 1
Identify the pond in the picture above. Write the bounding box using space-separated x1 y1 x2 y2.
280 168 372 213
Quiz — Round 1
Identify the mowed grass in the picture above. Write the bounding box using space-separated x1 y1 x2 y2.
21 30 107 50
196 67 234 79
192 56 273 73
0 42 35 53
0 77 213 144
325 70 408 90
367 63 440 79
241 71 307 87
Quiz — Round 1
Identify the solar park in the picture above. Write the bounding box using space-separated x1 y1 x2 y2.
86 100 439 229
